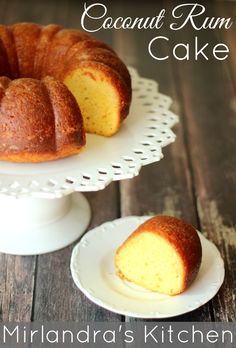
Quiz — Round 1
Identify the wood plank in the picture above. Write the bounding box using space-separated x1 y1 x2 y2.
114 0 212 321
169 0 236 321
215 2 236 98
2 0 69 25
0 255 36 321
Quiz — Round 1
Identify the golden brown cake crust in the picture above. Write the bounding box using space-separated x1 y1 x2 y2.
42 28 91 79
0 25 18 78
43 76 85 150
11 23 42 78
0 76 85 162
33 24 62 79
116 216 202 293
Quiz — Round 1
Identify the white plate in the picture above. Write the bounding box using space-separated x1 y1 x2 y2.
70 216 225 319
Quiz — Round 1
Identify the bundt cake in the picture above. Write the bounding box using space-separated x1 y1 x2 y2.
115 216 202 295
0 22 131 162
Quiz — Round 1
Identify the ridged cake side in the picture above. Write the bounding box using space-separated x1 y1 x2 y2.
11 23 42 78
33 24 62 79
0 76 85 162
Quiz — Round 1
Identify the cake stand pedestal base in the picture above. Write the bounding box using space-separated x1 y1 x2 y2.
0 193 91 255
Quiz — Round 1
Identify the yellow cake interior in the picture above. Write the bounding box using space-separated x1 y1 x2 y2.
115 231 185 295
64 67 121 136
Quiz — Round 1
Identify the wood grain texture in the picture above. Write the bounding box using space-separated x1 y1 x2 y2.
0 254 36 321
216 1 236 90
2 0 70 25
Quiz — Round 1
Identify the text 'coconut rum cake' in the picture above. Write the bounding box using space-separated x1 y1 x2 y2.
0 22 132 162
115 216 202 295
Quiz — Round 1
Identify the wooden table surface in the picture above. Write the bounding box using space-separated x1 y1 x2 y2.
0 0 235 322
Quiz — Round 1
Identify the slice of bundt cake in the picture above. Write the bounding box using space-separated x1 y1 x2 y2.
115 216 202 295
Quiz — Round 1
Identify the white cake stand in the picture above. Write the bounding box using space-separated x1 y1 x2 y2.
0 68 178 255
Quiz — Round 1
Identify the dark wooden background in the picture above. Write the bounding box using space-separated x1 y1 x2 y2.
0 0 235 322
